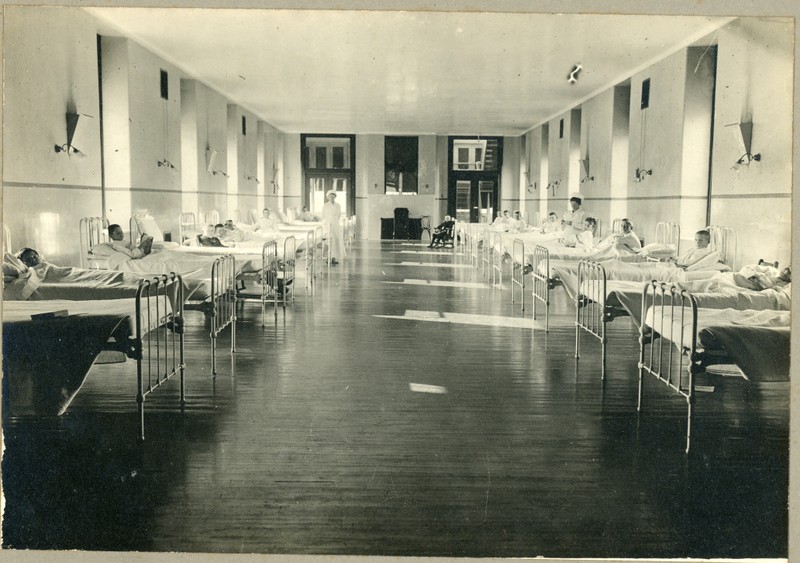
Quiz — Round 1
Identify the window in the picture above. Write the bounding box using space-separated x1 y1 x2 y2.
559 119 564 139
641 78 651 109
451 138 499 171
241 115 247 136
385 136 419 194
160 69 168 100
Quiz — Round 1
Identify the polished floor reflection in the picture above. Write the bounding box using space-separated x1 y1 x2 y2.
2 241 790 558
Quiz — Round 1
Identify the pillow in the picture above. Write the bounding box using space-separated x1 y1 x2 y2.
3 252 28 277
275 210 289 224
133 213 164 242
286 207 297 222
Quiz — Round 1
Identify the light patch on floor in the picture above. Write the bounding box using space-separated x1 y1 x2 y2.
375 309 538 329
385 262 472 269
394 250 456 255
383 279 487 289
409 383 448 394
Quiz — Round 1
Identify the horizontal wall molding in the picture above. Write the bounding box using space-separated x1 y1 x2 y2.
710 192 791 199
3 181 101 191
106 187 183 194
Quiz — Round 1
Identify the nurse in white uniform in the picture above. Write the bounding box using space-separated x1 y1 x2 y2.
322 190 345 265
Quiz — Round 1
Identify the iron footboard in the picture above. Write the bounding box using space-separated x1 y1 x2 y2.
575 260 608 378
531 245 552 332
638 281 702 454
511 239 525 311
134 273 185 441
210 255 237 376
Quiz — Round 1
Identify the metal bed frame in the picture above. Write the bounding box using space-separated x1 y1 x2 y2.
79 216 111 269
531 244 556 332
2 223 11 254
510 238 526 311
278 235 297 308
707 225 737 270
482 230 502 285
533 220 687 334
573 260 632 380
637 281 708 454
208 255 237 376
237 241 280 325
655 221 681 254
202 210 220 227
133 273 186 441
237 236 295 324
179 212 198 244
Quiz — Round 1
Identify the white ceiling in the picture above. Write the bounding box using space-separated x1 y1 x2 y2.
88 8 733 136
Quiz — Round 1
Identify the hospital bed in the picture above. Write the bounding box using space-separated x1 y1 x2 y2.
3 273 186 441
237 239 297 324
638 281 790 453
572 226 739 374
532 221 684 332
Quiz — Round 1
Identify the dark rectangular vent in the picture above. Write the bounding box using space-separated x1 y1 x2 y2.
160 69 168 100
641 78 651 109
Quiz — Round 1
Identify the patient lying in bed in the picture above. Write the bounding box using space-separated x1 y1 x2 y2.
108 223 153 258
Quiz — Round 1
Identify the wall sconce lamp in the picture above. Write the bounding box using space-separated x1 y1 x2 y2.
245 175 260 183
579 158 594 183
736 152 761 165
54 111 86 157
633 167 652 182
726 121 761 166
634 167 652 182
546 179 560 196
157 158 176 169
212 169 229 178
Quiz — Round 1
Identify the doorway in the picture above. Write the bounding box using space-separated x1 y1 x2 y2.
301 134 356 216
447 137 502 223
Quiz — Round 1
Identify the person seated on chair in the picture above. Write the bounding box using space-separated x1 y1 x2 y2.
108 223 153 258
429 216 455 248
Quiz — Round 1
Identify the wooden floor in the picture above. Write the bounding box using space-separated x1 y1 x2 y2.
2 241 790 558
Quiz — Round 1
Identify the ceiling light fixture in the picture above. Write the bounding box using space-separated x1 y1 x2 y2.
567 63 582 84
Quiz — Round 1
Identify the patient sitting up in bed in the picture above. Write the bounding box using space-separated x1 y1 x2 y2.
299 206 318 222
255 208 278 232
510 210 528 232
109 224 153 258
669 229 712 270
197 224 225 247
541 212 561 234
611 218 642 254
560 217 596 249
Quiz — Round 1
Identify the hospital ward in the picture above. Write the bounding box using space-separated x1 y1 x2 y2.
1 5 798 561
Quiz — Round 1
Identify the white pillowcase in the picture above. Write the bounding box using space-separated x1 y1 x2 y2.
133 213 164 242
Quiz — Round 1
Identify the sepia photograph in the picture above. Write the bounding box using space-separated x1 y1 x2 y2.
1 1 797 561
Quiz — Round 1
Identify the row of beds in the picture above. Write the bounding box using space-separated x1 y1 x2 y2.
3 211 357 440
453 220 790 453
